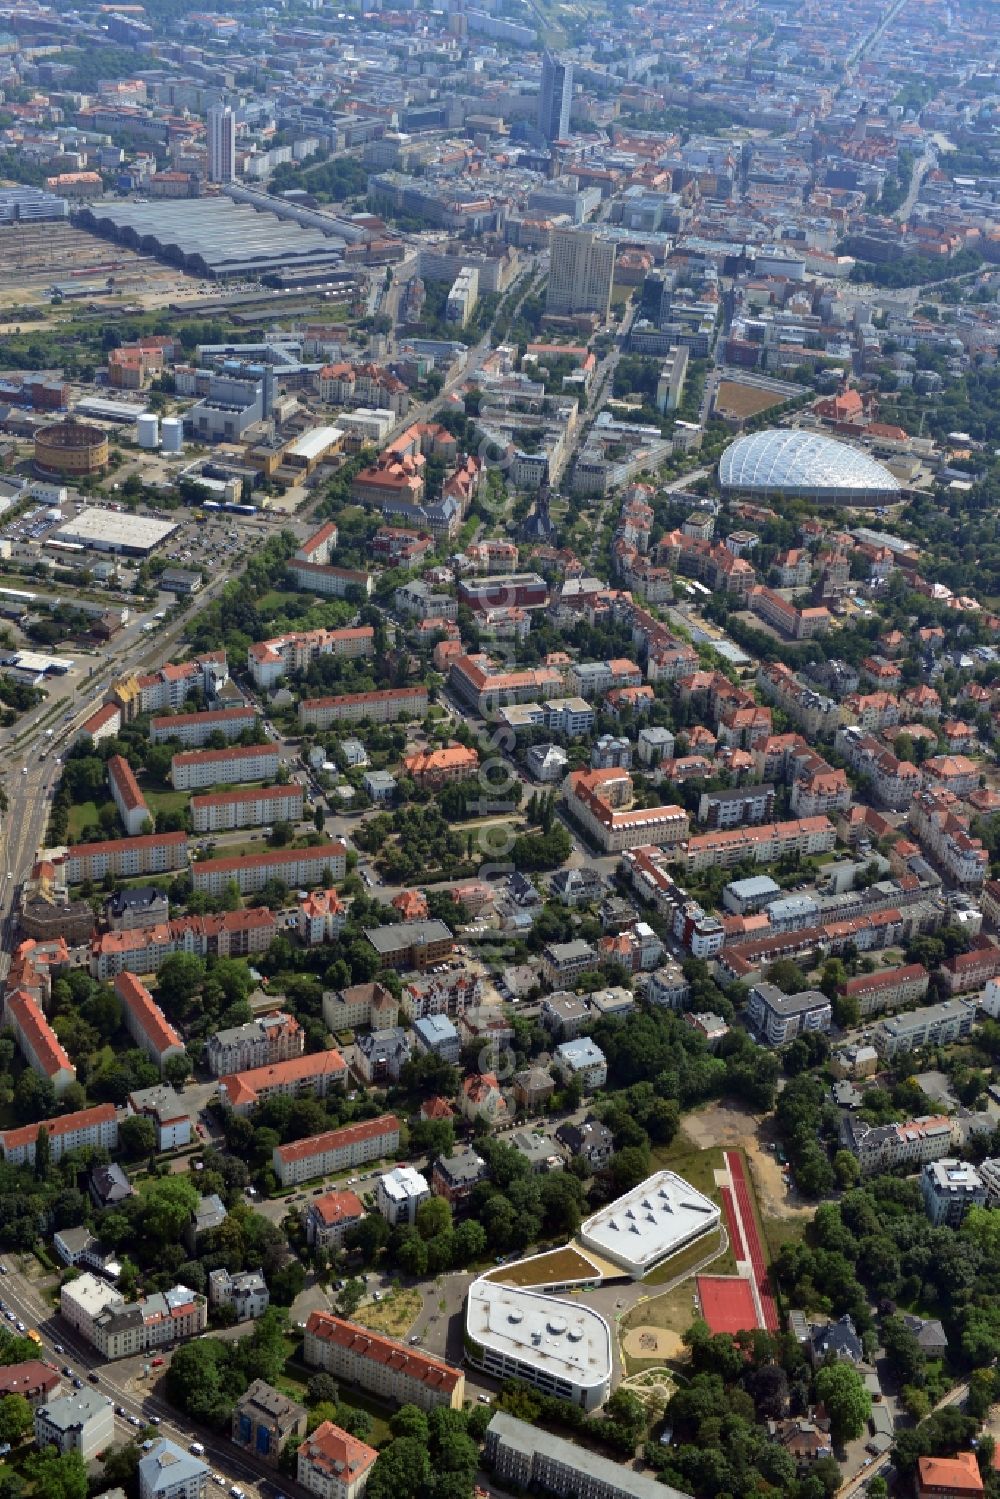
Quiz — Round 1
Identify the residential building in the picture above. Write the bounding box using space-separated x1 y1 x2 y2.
682 816 836 874
484 1413 687 1499
563 768 688 855
323 982 399 1034
874 999 977 1059
191 843 347 896
34 1389 113 1460
139 1440 209 1499
355 1027 410 1085
376 1167 430 1227
3 989 76 1096
746 982 832 1047
305 1190 366 1249
555 1116 614 1171
363 920 453 971
273 1114 400 1188
553 1037 607 1092
842 1114 953 1176
60 1272 124 1343
915 1454 983 1499
218 1050 347 1114
298 687 428 729
91 1285 207 1361
0 1360 60 1406
89 1161 133 1210
460 1071 509 1125
293 888 345 946
402 745 479 787
207 103 235 183
248 627 374 689
920 1159 987 1227
114 971 185 1074
231 1380 307 1467
541 991 591 1039
107 886 170 931
430 1146 487 1207
842 964 930 1017
206 1012 303 1076
412 1013 460 1063
298 1421 378 1499
127 1085 191 1150
542 939 597 986
170 743 279 791
698 785 776 830
304 1312 464 1411
191 783 304 833
150 707 257 746
90 908 277 980
208 1269 270 1321
0 1103 117 1166
108 755 150 835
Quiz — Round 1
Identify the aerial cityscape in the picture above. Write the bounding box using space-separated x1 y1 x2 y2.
0 3 999 1499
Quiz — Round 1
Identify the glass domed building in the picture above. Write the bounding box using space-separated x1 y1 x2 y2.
719 428 899 503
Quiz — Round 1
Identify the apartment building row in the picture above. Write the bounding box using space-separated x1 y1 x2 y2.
756 662 842 739
171 742 280 791
298 686 429 729
835 726 922 811
57 831 189 886
150 705 259 747
563 768 689 855
112 652 229 719
272 1113 401 1187
716 905 909 984
0 1102 119 1167
304 1310 464 1411
191 782 305 833
873 998 977 1059
842 963 930 1017
750 585 832 641
909 788 988 887
218 1048 347 1115
90 907 278 980
448 654 566 717
113 971 185 1075
619 845 724 959
682 815 836 874
61 1272 208 1361
248 625 375 689
190 842 347 897
3 987 76 1097
107 755 150 837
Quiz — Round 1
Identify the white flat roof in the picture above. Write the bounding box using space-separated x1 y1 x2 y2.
379 1165 429 1201
580 1170 720 1275
466 1279 611 1393
54 508 178 553
286 426 344 461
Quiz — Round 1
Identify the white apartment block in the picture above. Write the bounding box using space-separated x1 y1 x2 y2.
273 1114 400 1189
191 783 304 833
844 1114 953 1176
0 1103 118 1167
191 842 347 896
874 998 977 1059
921 1158 987 1226
60 1272 124 1344
150 706 257 747
376 1166 431 1226
34 1389 114 1461
171 744 280 791
60 832 189 885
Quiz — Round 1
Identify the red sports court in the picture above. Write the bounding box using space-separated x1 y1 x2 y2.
697 1274 759 1335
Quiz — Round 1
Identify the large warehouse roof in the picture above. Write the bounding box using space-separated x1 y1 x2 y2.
53 508 178 554
719 428 900 500
78 198 348 279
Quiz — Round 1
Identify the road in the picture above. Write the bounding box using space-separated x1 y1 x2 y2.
0 1255 279 1499
836 1375 970 1499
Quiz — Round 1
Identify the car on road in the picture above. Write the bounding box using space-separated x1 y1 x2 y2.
151 1358 164 1367
88 1373 99 1383
15 1321 24 1332
53 1344 64 1354
149 1415 161 1424
116 1407 126 1417
72 1378 83 1389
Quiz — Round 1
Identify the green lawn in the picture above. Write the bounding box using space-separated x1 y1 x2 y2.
144 788 189 818
67 799 115 838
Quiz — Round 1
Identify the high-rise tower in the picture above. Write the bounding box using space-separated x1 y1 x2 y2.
538 52 572 142
207 104 236 183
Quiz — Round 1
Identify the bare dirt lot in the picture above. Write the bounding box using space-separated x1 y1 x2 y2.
714 380 787 420
680 1101 813 1228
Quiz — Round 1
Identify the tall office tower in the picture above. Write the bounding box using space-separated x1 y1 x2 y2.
207 104 236 183
538 51 572 142
545 227 615 323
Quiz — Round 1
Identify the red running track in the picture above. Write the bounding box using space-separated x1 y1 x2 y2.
720 1185 745 1261
726 1150 779 1331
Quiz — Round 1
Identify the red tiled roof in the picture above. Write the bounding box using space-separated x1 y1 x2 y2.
0 1102 116 1151
172 743 277 768
114 971 183 1057
151 707 256 732
305 1309 462 1393
309 1189 365 1226
275 1113 398 1164
193 842 346 876
190 784 303 810
5 990 73 1079
108 755 146 813
64 831 187 859
220 1050 347 1108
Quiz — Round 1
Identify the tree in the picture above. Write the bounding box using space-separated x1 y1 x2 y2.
833 1150 860 1189
164 1053 192 1089
142 1177 200 1246
155 953 205 1019
0 1394 32 1445
814 1363 871 1446
366 1436 431 1499
119 1114 157 1159
33 1125 49 1182
389 1406 428 1444
306 1374 339 1407
415 1196 452 1241
98 1442 141 1492
22 1450 87 1499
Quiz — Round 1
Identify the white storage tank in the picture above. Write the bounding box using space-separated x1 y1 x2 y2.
160 417 184 455
136 413 159 450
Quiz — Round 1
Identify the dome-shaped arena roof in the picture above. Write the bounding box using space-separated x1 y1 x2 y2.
719 428 900 501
